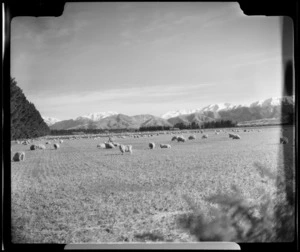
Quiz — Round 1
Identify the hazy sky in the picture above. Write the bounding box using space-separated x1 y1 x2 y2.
11 2 284 120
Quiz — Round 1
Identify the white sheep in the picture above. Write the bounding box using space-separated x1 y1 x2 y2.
105 142 115 149
171 136 178 141
13 152 25 161
160 144 171 148
177 136 186 142
202 134 208 139
30 144 46 150
149 142 155 149
232 134 241 139
97 143 106 149
59 139 64 143
119 144 133 154
54 143 60 149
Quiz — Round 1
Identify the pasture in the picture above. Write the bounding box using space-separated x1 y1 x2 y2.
10 126 295 243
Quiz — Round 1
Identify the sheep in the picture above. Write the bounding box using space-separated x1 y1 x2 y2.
177 136 186 142
45 141 51 145
229 133 235 138
119 144 133 154
160 144 171 148
30 144 46 150
105 142 115 149
59 140 64 143
97 143 106 149
149 142 155 149
54 143 60 149
280 136 288 144
232 134 241 140
13 152 25 161
202 134 208 139
171 136 178 141
200 130 204 134
188 135 196 140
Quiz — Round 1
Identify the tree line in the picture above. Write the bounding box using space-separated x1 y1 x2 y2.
172 120 237 130
11 77 50 140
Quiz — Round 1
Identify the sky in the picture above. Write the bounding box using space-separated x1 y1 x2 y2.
11 2 286 120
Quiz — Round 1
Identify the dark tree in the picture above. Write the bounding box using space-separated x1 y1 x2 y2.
10 77 50 140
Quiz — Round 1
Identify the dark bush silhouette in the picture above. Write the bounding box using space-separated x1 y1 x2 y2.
11 77 50 140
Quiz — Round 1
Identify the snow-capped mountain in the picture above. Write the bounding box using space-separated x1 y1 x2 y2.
200 103 236 112
250 96 295 108
162 96 294 120
75 111 119 121
49 96 294 130
42 117 61 126
161 109 202 119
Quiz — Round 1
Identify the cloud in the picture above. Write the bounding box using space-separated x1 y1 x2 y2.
11 16 89 51
30 82 216 110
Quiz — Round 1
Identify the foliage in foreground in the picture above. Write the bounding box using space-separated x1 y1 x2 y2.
177 162 295 242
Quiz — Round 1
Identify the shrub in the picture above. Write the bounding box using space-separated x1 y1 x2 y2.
177 162 295 242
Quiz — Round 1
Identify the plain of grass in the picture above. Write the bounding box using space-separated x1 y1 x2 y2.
10 126 295 243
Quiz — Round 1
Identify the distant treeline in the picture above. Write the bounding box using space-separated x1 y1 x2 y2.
50 120 238 135
11 77 50 140
173 120 237 130
50 128 138 136
139 126 171 131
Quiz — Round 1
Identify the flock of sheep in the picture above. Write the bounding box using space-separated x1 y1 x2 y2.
12 139 63 162
11 128 290 161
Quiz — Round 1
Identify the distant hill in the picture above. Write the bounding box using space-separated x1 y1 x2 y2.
167 112 215 126
42 116 61 126
164 96 294 126
10 78 50 140
50 113 172 130
48 96 294 130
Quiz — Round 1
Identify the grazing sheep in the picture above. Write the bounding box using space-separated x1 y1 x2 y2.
30 144 46 150
280 136 288 144
177 136 186 142
59 140 63 143
202 134 208 139
229 133 235 138
232 134 241 139
160 144 171 148
13 152 25 161
97 143 106 149
200 130 204 134
188 135 196 140
45 141 51 144
113 142 121 147
119 144 133 154
105 142 115 149
149 142 155 149
171 136 178 141
54 143 60 149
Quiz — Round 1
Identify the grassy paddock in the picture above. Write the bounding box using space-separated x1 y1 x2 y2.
10 126 295 243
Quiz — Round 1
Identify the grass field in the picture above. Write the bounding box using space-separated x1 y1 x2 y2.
10 126 295 243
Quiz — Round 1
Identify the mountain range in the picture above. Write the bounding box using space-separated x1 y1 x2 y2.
45 96 294 130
